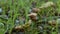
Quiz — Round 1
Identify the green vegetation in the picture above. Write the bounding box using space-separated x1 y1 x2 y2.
0 0 60 34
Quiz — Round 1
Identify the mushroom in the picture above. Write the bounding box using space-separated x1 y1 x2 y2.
22 20 32 28
15 25 23 30
32 8 40 13
48 20 56 26
39 2 55 9
28 13 37 21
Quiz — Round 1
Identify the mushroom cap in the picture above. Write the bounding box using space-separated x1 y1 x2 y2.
32 8 40 13
28 13 37 17
28 13 37 21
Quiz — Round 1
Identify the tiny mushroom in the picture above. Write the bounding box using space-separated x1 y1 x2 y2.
48 20 56 26
28 13 37 21
32 8 40 13
39 2 55 9
22 20 32 28
15 25 23 30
